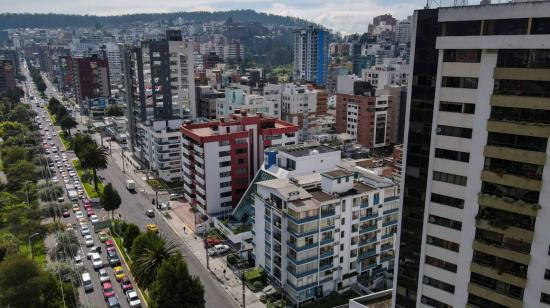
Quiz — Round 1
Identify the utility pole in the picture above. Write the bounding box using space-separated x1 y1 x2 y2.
242 270 246 308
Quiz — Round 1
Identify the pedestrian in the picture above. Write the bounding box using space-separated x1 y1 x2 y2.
183 226 186 233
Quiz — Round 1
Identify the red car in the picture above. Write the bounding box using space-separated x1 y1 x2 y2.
86 209 94 217
62 210 70 218
120 277 133 292
105 239 114 248
207 237 222 247
84 203 93 209
102 282 115 299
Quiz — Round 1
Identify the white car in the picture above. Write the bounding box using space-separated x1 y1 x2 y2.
74 255 84 268
126 290 141 308
52 132 57 136
90 215 99 224
81 225 90 236
52 177 59 183
91 253 103 269
208 244 230 256
84 235 94 247
75 211 83 219
99 268 110 283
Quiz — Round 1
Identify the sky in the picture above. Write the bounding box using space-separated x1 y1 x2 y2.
0 0 427 34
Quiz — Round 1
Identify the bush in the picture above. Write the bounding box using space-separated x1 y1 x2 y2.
227 253 239 265
253 281 264 290
244 268 264 283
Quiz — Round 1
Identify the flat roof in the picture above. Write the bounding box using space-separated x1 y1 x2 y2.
322 169 353 179
278 144 337 158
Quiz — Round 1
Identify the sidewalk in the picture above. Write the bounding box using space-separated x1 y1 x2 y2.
161 204 264 308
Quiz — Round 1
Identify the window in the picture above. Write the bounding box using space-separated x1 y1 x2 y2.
287 159 296 171
443 49 481 63
421 296 452 308
487 132 548 152
220 171 231 178
542 293 550 305
220 191 231 198
433 171 467 186
440 20 481 36
468 294 507 308
423 275 455 293
426 236 459 252
219 151 230 157
219 161 230 167
497 49 550 69
425 255 457 273
220 182 231 188
470 272 524 300
484 157 542 180
481 181 540 205
437 125 472 139
439 101 475 114
483 18 528 35
491 106 550 125
431 193 464 209
435 148 470 162
494 79 550 98
441 76 478 89
429 215 462 231
532 18 550 35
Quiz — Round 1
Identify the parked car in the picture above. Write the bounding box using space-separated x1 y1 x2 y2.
145 209 155 218
102 282 115 299
208 244 230 256
120 276 133 292
113 266 126 281
90 215 100 224
99 268 110 283
80 225 91 236
126 290 141 308
169 193 183 200
62 210 70 218
146 224 159 233
84 235 94 247
98 231 109 242
107 296 121 308
91 253 103 269
207 237 222 247
107 250 121 267
74 255 84 268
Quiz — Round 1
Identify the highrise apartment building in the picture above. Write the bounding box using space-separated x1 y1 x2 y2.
120 31 195 182
293 26 330 86
0 60 16 93
181 111 298 215
281 83 328 142
72 54 111 106
394 2 550 307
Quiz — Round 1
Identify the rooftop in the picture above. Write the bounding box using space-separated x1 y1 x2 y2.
322 169 353 179
279 144 337 158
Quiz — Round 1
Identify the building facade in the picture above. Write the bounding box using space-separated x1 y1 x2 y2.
293 26 330 86
181 112 299 215
0 60 16 93
394 2 550 308
72 54 111 106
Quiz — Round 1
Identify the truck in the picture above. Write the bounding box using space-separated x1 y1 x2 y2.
68 190 79 202
126 179 136 191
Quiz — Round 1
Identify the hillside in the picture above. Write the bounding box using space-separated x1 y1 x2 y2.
0 9 311 29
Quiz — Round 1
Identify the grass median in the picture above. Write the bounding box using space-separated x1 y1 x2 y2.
72 159 103 199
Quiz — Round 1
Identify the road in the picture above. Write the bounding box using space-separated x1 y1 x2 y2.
25 66 141 308
40 66 238 308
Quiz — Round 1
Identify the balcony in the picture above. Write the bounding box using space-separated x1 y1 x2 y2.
480 170 541 192
358 248 377 260
475 217 533 242
487 119 550 138
467 283 523 308
382 220 398 227
359 225 377 234
359 237 378 247
360 213 378 222
470 262 526 289
484 145 546 166
287 241 318 252
380 243 393 252
472 240 530 265
491 94 550 111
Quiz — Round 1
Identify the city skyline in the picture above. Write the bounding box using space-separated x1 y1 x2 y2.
0 0 423 34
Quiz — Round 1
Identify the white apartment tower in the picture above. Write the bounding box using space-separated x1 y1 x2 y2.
394 2 550 308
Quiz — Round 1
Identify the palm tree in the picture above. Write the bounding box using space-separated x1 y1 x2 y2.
79 143 108 191
130 232 179 289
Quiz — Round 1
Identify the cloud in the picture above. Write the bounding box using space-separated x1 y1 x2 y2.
0 0 424 33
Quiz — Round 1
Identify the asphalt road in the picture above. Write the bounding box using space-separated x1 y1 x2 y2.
39 68 238 308
25 68 140 308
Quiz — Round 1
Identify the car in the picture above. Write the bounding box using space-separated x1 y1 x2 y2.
75 211 83 219
62 210 70 218
87 246 102 259
80 225 90 236
159 202 169 210
91 253 103 269
146 224 159 233
120 276 133 292
86 209 94 217
107 296 121 308
72 204 80 212
74 255 84 267
84 202 93 209
90 215 100 224
102 282 115 299
99 268 110 283
78 217 87 224
126 290 141 308
98 231 109 242
207 237 223 247
145 209 155 218
208 244 230 256
113 266 126 281
105 239 114 248
50 142 55 146
65 223 74 231
169 193 183 200
52 177 59 183
84 234 94 247
107 250 121 267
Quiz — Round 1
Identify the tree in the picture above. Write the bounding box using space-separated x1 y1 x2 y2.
0 233 20 262
49 231 80 260
0 255 79 308
72 133 94 159
130 232 179 289
42 202 70 222
37 183 64 202
1 146 28 165
149 252 205 308
5 160 37 192
0 121 28 139
100 183 121 219
79 143 108 191
123 223 141 251
105 104 125 117
58 115 77 136
47 261 84 287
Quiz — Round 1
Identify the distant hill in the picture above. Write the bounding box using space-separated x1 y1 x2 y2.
0 10 311 29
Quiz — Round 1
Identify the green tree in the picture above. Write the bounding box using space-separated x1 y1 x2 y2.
123 223 141 251
105 104 125 117
1 146 28 165
149 252 205 308
37 183 64 202
0 121 28 139
0 233 20 262
49 231 80 260
5 160 37 192
58 115 77 136
9 104 32 125
72 133 94 159
100 183 121 219
0 255 79 308
79 143 108 191
130 232 179 289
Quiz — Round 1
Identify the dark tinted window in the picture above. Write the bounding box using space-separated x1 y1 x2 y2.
441 76 478 89
443 49 481 63
431 193 464 209
435 148 470 162
532 18 550 35
437 125 472 138
494 79 550 98
440 101 475 114
441 20 481 36
497 49 550 69
483 18 528 35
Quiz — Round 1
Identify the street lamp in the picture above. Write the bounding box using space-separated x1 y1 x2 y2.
28 233 40 260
